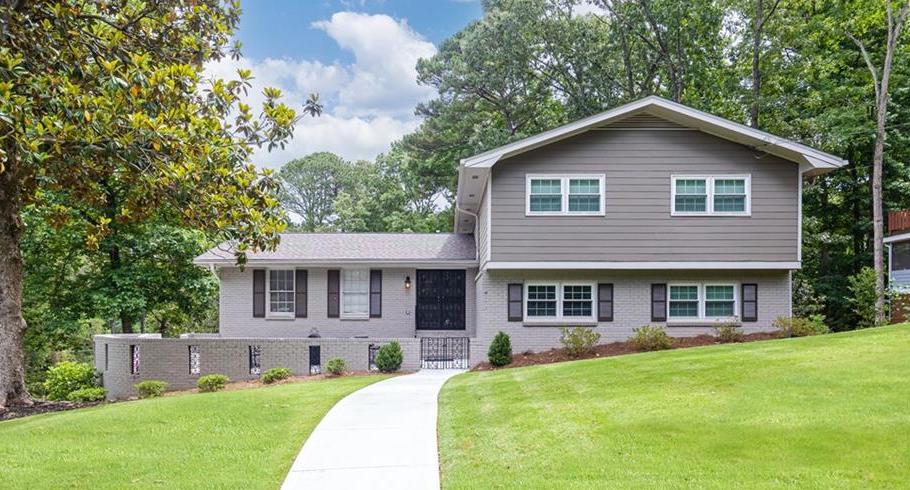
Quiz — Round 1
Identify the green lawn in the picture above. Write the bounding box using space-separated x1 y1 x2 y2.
439 325 910 489
0 375 387 489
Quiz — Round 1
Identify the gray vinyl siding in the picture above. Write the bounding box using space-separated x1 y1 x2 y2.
476 181 491 267
490 129 799 262
218 266 477 338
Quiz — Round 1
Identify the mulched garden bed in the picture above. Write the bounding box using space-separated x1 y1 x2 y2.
472 331 782 371
0 399 103 421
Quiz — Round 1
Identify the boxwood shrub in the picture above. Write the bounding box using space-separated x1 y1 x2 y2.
487 331 512 367
135 380 168 398
375 342 403 373
197 374 229 392
261 367 293 384
325 358 346 376
68 387 107 402
43 361 97 401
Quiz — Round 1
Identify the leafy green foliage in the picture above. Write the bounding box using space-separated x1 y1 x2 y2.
487 332 513 367
67 387 107 403
630 326 673 351
197 374 229 393
43 362 97 401
325 358 346 376
848 267 882 328
374 342 404 373
135 380 168 399
559 327 601 357
713 323 744 343
773 315 831 337
261 367 293 384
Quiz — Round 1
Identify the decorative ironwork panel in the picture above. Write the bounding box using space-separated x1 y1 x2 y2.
188 345 200 375
309 345 321 375
130 345 140 374
249 345 262 375
368 344 380 372
416 270 466 330
420 337 469 369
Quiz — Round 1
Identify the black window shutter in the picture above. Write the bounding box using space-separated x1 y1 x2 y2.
370 270 382 318
507 284 523 322
651 284 667 322
252 269 266 318
742 283 758 322
295 270 308 318
598 283 614 322
327 270 340 318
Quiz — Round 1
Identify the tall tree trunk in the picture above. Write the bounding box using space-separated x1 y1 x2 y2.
750 0 763 128
108 244 134 333
872 100 887 325
0 155 31 408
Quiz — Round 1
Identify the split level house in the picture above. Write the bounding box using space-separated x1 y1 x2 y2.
192 96 846 367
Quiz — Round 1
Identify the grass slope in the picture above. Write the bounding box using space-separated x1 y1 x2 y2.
0 375 386 489
439 326 910 489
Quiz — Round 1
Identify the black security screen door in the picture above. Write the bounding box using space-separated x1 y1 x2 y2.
416 270 466 330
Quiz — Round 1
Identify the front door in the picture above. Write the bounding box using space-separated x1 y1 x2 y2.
416 270 466 330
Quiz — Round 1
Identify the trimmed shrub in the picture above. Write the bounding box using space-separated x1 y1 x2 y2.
325 358 346 376
43 361 97 401
135 380 168 398
713 323 744 343
559 327 601 357
68 387 107 402
848 267 881 327
375 342 404 373
197 374 229 392
773 315 830 337
631 326 673 351
261 367 293 384
487 331 513 367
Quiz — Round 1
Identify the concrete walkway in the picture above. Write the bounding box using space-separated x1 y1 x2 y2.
281 369 464 490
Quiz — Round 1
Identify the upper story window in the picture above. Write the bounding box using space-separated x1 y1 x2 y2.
268 269 295 318
341 269 369 319
526 174 605 216
525 282 596 322
668 283 737 321
671 175 751 216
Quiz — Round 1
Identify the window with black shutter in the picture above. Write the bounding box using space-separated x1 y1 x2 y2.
327 270 340 318
252 269 266 318
295 269 308 318
370 270 382 318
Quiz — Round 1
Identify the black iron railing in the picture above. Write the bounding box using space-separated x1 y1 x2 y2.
420 337 469 369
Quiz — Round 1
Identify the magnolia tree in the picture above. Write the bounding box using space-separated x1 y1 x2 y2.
0 1 319 407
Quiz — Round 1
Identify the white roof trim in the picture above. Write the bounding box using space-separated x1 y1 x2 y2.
485 261 800 270
884 232 910 243
460 96 847 171
193 258 479 268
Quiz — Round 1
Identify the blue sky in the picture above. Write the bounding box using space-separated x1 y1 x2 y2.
207 0 483 168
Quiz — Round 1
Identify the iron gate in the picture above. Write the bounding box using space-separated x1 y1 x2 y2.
420 337 469 369
368 343 380 372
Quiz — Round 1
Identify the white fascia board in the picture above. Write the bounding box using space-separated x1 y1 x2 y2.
485 261 800 270
884 232 910 243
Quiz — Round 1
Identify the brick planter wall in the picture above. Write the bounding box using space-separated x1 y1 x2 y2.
93 334 420 399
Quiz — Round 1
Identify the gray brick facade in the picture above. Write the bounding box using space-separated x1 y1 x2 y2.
470 269 790 362
94 334 420 399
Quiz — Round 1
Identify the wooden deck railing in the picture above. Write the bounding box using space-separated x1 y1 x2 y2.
889 210 910 234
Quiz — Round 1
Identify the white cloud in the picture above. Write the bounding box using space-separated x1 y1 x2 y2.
204 11 437 169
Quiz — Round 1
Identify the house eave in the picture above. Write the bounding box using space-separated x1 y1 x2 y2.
484 261 801 270
193 258 479 268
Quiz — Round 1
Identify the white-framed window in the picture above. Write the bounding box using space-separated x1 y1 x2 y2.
526 174 605 216
341 269 369 318
524 282 596 322
667 283 738 321
670 175 751 216
267 269 295 318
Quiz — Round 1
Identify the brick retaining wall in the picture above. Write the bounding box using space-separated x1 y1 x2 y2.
93 334 420 399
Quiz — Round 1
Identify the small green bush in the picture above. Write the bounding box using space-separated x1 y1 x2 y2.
375 342 404 373
68 387 107 402
43 361 97 401
261 367 293 384
559 327 601 357
135 380 168 398
848 267 882 327
631 326 673 351
487 331 513 367
713 323 744 343
773 315 830 337
325 358 346 376
197 374 229 392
